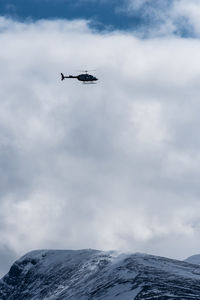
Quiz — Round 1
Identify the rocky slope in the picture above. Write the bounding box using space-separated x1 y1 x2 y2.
1 249 200 299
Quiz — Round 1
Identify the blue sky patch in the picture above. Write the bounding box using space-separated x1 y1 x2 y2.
0 0 197 38
0 0 142 30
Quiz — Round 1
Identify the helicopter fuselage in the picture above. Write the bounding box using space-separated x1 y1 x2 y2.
61 73 98 82
77 74 98 82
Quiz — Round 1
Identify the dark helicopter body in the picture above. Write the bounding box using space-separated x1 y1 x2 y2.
61 72 98 83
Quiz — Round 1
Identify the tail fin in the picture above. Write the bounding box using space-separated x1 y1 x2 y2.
61 73 65 81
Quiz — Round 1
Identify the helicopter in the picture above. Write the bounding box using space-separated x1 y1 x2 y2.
61 70 98 83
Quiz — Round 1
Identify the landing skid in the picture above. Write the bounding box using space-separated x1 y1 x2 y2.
82 81 97 84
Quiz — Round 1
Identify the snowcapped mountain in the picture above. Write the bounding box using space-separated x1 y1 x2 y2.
185 254 200 265
1 249 200 299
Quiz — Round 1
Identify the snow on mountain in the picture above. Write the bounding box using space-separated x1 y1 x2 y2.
1 249 200 299
185 254 200 265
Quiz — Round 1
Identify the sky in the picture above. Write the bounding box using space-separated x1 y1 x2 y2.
1 0 200 277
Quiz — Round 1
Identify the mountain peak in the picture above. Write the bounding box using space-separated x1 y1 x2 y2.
185 254 200 265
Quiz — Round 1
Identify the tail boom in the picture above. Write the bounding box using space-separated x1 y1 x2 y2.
61 73 77 80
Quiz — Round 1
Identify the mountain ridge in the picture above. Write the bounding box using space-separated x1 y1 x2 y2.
1 249 200 299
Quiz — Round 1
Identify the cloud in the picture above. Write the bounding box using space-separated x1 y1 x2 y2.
120 0 200 37
172 0 200 36
0 245 16 278
1 0 199 37
0 16 200 274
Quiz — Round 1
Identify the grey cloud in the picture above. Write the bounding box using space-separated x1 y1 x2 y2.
0 245 17 278
0 17 200 276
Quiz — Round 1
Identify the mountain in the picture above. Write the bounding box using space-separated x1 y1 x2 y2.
1 249 200 299
185 254 200 265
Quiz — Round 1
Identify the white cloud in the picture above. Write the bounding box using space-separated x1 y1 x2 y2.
122 0 200 37
172 0 200 36
0 17 200 273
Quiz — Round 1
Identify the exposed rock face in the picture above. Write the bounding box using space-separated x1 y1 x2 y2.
1 249 200 299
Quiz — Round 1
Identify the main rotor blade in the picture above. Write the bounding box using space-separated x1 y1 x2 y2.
77 69 96 73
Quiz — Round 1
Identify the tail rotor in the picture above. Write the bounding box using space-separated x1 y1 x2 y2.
61 73 65 81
